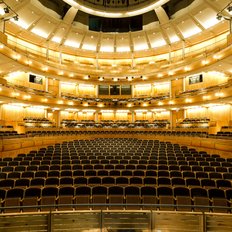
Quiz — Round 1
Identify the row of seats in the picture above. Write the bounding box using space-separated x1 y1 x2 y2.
25 130 209 137
1 186 232 213
0 176 231 189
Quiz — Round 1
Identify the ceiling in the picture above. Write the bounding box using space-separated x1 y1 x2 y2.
0 0 232 81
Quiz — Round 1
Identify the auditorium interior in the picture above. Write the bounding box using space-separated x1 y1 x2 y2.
0 0 232 231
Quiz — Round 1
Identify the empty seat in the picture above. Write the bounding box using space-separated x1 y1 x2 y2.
41 187 58 211
141 186 157 210
75 186 91 210
58 186 75 211
92 186 108 210
108 186 124 210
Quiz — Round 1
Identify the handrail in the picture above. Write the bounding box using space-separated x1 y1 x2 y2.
0 203 231 211
6 33 228 66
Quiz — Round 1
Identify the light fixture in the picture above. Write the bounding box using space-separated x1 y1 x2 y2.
98 77 104 81
216 14 222 20
3 7 9 14
13 15 18 21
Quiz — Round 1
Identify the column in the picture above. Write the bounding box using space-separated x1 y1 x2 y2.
131 111 135 123
95 111 98 123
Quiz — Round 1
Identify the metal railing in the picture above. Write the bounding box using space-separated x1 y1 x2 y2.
0 203 232 232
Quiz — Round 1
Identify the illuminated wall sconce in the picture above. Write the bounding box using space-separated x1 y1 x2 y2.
126 76 133 81
112 78 119 82
185 98 192 103
98 77 104 81
84 75 90 80
215 92 224 97
57 100 64 104
23 95 31 100
202 60 209 65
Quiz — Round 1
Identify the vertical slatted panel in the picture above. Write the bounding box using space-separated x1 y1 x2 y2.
102 212 151 232
0 214 48 232
153 212 202 232
52 212 101 232
206 214 232 232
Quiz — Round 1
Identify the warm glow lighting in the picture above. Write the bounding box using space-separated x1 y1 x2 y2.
26 60 32 65
42 67 48 71
52 107 60 110
168 71 174 76
58 71 64 75
13 54 21 60
100 46 114 52
98 103 104 107
142 103 148 107
203 96 210 100
30 105 48 109
58 100 64 104
31 28 48 38
215 92 224 97
0 44 4 49
68 101 74 106
116 110 129 113
64 40 80 48
12 92 20 97
23 95 31 99
82 44 96 51
7 103 28 107
69 73 74 77
116 46 130 52
184 67 191 71
10 18 29 29
158 102 163 106
202 60 209 65
42 98 48 102
52 37 62 43
65 108 79 112
181 27 202 38
134 110 147 112
185 98 192 103
64 0 169 18
101 110 113 113
169 101 174 105
83 75 90 80
213 54 222 60
127 103 132 107
82 109 95 113
157 73 163 78
134 43 149 51
83 103 89 106
152 108 166 112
